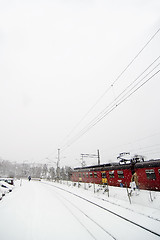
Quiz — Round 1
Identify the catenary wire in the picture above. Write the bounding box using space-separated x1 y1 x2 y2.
65 69 160 149
61 69 160 150
58 28 160 148
41 27 160 161
60 57 160 150
76 57 160 135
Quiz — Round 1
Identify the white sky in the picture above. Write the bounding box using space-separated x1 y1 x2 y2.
0 0 160 167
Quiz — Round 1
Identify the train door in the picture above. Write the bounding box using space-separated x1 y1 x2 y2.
78 173 82 182
158 169 160 191
101 171 107 185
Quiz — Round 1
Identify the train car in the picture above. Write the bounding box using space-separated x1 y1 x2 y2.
71 157 160 191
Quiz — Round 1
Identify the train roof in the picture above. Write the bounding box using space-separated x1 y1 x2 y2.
73 159 160 172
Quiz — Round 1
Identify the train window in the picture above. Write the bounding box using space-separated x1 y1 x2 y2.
117 171 124 178
89 172 93 178
158 169 160 175
109 171 114 178
79 173 81 178
86 173 89 178
83 173 85 178
145 169 156 180
94 172 97 178
101 172 106 178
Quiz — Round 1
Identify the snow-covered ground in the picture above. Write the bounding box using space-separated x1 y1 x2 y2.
62 180 160 210
0 179 159 240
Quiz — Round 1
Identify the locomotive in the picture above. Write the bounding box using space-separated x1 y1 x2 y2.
71 153 160 191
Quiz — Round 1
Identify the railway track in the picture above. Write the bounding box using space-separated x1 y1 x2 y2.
95 196 160 223
53 189 116 240
42 181 160 239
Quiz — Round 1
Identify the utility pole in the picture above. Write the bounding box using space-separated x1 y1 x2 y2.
97 149 100 165
57 149 60 181
80 150 100 166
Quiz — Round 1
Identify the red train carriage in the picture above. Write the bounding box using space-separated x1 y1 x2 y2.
71 158 160 191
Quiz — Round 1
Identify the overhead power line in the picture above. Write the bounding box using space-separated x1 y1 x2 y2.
60 54 160 149
79 56 160 134
59 27 160 150
111 27 160 86
42 27 160 161
62 68 160 150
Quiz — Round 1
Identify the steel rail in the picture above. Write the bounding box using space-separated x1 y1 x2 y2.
52 187 116 240
42 181 160 238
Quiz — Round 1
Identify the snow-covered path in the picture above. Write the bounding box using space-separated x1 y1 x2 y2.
0 180 95 240
0 180 160 240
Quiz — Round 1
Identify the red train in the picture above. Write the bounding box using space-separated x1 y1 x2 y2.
71 154 160 191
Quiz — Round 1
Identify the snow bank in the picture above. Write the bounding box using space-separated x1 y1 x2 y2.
42 180 160 221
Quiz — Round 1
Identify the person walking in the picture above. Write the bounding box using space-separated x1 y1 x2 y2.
131 171 139 189
129 171 139 195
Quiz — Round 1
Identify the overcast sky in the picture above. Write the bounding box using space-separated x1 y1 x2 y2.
0 0 160 167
